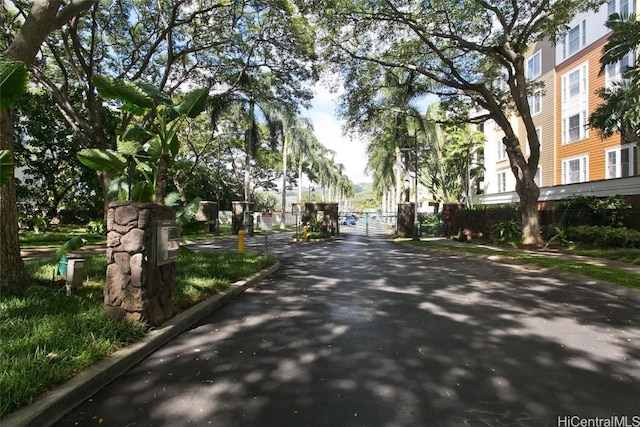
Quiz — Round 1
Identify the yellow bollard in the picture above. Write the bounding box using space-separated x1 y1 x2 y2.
302 224 308 242
238 229 245 252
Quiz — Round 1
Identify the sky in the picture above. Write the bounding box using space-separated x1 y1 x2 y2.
304 83 371 185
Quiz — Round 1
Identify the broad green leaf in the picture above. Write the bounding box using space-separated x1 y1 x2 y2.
0 149 14 185
108 176 128 201
54 236 88 261
135 161 153 174
121 126 153 143
0 60 28 109
117 139 143 155
77 149 127 175
92 75 154 110
135 81 172 105
164 192 181 207
175 88 209 118
130 182 154 202
147 138 162 159
168 130 180 157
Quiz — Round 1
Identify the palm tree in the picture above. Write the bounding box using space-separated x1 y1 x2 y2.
290 125 324 203
590 13 640 144
222 72 293 204
349 68 431 207
276 112 314 228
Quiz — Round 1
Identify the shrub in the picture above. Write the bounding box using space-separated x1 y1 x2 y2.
421 213 443 236
491 220 522 244
564 225 640 248
86 219 106 235
555 195 631 227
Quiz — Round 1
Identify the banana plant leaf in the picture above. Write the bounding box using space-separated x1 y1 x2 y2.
92 75 154 110
136 81 172 105
77 149 127 175
121 126 153 143
117 139 143 156
175 88 209 118
54 236 88 261
130 181 154 202
0 60 28 110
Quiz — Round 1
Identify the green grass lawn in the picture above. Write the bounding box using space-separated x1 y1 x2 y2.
19 229 105 248
408 241 640 290
0 248 276 418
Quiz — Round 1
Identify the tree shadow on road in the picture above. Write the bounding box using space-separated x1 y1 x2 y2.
58 234 640 427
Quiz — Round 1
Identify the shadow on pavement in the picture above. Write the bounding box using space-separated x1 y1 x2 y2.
57 232 640 427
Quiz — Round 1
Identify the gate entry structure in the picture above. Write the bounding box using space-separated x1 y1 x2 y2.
303 202 340 236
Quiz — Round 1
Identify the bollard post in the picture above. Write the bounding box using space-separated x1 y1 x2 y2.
303 224 308 242
238 229 245 252
366 212 369 237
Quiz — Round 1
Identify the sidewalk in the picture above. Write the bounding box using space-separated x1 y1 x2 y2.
420 236 640 275
416 237 640 303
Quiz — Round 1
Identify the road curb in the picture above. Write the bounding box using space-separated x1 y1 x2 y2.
1 261 281 427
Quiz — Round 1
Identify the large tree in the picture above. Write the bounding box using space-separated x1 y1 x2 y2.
1 0 97 289
313 0 604 245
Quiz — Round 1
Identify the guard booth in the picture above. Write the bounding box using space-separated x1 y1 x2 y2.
232 201 255 235
303 202 340 236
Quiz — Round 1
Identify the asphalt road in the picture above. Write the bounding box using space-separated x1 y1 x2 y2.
56 220 640 426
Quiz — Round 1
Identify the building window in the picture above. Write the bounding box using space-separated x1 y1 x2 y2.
608 0 631 16
497 171 507 192
605 52 634 88
497 141 507 161
528 90 542 115
562 155 589 184
562 20 587 59
568 69 581 97
534 166 542 187
568 114 581 142
526 51 541 80
561 64 589 144
606 144 638 178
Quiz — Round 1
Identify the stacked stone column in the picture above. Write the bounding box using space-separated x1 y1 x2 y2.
105 201 176 326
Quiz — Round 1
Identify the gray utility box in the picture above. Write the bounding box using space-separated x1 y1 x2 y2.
66 257 86 288
153 220 180 266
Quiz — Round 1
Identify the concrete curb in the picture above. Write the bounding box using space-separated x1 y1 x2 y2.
2 262 281 427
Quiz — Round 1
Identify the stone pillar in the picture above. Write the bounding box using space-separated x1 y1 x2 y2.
397 202 415 238
105 201 176 326
195 201 219 233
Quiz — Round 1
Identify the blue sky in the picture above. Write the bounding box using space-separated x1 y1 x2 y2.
304 83 371 184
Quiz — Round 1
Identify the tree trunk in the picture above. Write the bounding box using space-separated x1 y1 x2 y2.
0 110 29 288
517 176 543 245
280 135 288 229
297 156 303 203
155 153 171 205
504 134 543 246
1 0 98 289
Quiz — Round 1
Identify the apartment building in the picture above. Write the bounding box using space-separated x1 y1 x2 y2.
475 0 639 207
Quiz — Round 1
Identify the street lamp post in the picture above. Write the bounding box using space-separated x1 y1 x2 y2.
412 142 419 241
402 136 420 241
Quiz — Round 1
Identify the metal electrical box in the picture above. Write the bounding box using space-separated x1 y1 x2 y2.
153 220 180 266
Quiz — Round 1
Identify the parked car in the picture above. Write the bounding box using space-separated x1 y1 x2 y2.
342 215 356 226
